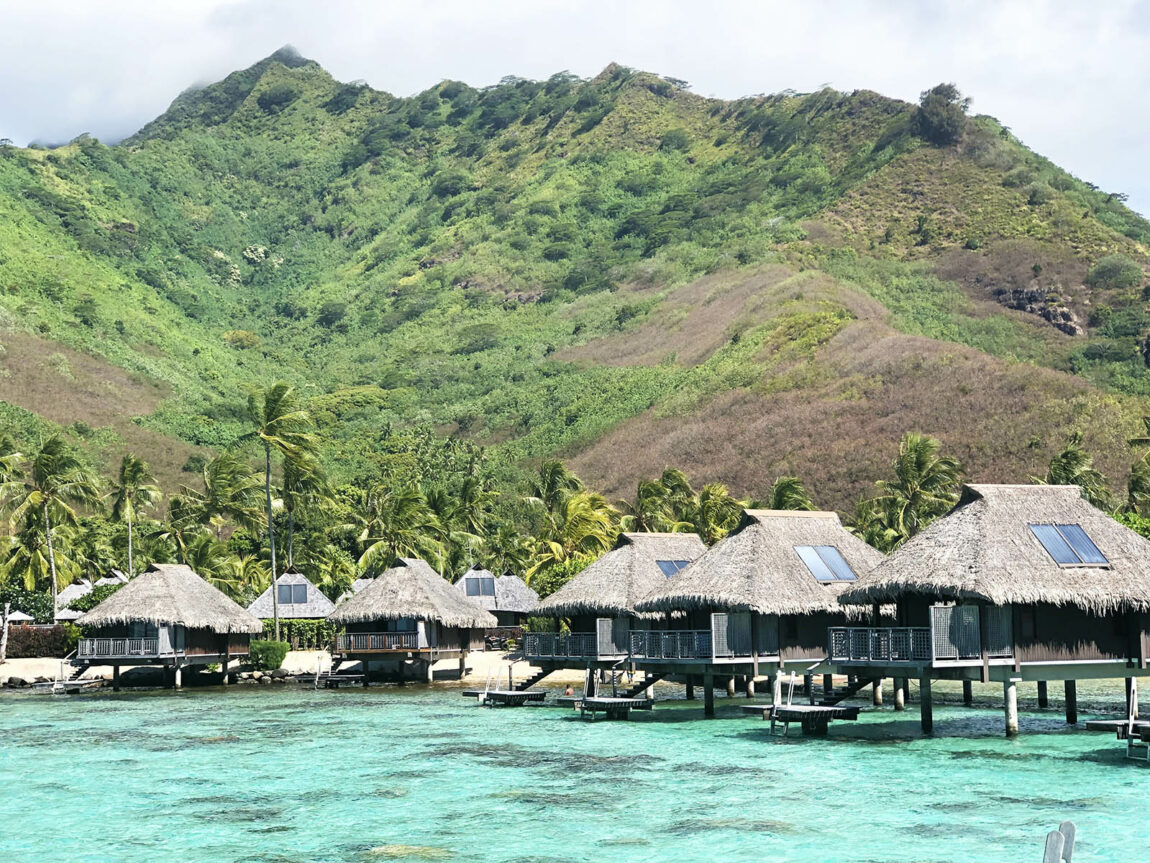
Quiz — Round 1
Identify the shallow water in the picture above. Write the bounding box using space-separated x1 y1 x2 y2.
0 682 1146 862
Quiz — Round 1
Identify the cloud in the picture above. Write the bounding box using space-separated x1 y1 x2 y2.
1 0 1148 215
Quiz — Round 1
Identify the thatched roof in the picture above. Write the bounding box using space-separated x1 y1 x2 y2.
636 511 885 616
537 532 707 617
327 558 497 628
76 563 262 633
839 484 1150 614
247 571 336 619
452 566 539 614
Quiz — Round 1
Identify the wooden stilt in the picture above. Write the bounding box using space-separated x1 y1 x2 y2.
1126 677 1139 719
894 677 905 711
703 669 715 718
745 676 755 698
872 678 883 706
113 664 121 693
1004 679 1019 737
804 674 813 705
919 676 933 734
222 644 230 686
1065 680 1078 725
1037 680 1048 708
459 652 467 680
174 664 182 689
726 676 736 697
823 674 834 697
772 672 783 707
425 659 434 684
685 680 695 700
962 680 973 706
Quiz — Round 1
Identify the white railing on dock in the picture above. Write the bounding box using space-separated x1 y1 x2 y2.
523 632 601 659
629 629 714 660
828 627 932 664
78 637 161 658
335 632 419 651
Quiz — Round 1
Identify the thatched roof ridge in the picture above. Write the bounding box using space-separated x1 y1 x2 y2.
636 510 885 615
76 564 262 633
327 558 497 628
452 566 539 614
537 532 707 617
839 484 1150 614
247 571 336 619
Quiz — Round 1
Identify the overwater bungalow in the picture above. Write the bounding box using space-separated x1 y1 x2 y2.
452 565 539 630
74 563 261 688
634 510 884 714
524 532 706 668
248 570 335 621
326 557 497 681
832 484 1150 735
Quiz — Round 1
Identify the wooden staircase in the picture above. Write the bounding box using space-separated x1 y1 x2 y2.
816 676 876 706
514 668 552 692
620 673 665 700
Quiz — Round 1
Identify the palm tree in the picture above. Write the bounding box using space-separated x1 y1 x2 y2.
689 482 745 545
2 510 80 592
618 478 687 533
7 436 101 617
235 382 318 640
107 454 161 578
1127 460 1150 514
356 484 444 574
872 432 964 545
762 476 816 511
175 452 263 537
281 454 328 571
1036 431 1112 510
527 460 583 513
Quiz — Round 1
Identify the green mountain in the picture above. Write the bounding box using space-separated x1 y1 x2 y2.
1 48 1148 508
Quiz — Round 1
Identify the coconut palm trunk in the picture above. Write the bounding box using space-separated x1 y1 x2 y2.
43 501 59 620
127 512 134 578
264 442 280 640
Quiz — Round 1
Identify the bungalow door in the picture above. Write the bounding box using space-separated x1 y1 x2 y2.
597 618 626 657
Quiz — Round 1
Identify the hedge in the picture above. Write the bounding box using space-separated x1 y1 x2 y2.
249 640 289 671
4 625 68 658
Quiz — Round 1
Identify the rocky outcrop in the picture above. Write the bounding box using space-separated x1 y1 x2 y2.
993 284 1083 335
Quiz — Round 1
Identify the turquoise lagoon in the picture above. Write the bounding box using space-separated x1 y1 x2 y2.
0 684 1146 862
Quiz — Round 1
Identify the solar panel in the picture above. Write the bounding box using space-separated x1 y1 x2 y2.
1056 524 1108 565
815 546 858 581
656 560 691 577
1029 524 1084 565
795 546 836 581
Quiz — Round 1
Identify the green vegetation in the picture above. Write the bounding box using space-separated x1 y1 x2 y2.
248 639 289 671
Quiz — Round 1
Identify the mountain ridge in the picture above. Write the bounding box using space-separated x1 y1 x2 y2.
0 50 1147 509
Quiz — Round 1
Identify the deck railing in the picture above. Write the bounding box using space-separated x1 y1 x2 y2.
523 632 601 659
828 627 933 664
78 637 161 659
335 632 420 652
629 629 714 660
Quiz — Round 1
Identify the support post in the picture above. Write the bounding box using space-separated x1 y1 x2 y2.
459 652 467 680
703 669 715 718
1126 677 1139 719
1037 680 1048 708
745 676 755 698
804 674 813 705
962 680 973 706
894 677 905 711
222 644 230 686
726 676 736 697
685 679 695 700
1065 680 1078 724
113 664 121 693
823 674 834 697
919 675 933 734
1004 678 1019 737
772 672 783 707
174 664 182 690
425 659 434 684
872 678 883 706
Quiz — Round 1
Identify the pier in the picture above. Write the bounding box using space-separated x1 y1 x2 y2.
557 695 654 720
463 689 547 706
741 702 861 735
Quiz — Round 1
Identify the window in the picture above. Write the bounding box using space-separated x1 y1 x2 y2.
465 577 496 596
656 560 692 577
795 546 857 582
278 583 308 604
1029 524 1108 566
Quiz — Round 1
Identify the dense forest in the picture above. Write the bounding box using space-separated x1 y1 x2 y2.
1 48 1149 618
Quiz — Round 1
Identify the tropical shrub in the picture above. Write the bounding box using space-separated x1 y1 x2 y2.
249 639 290 670
5 624 68 658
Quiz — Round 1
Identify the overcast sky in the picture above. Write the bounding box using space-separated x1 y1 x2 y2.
1 1 1147 216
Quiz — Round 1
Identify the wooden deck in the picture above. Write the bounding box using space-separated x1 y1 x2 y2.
319 673 366 688
741 702 861 736
462 689 547 706
556 696 654 720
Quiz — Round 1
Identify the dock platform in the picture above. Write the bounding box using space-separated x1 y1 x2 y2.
742 702 860 735
319 674 366 689
559 696 654 720
463 689 547 706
